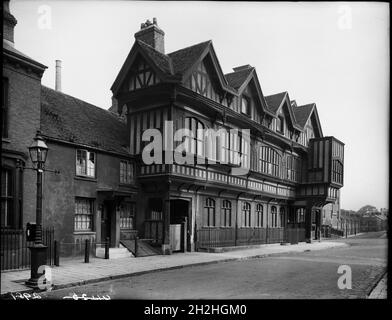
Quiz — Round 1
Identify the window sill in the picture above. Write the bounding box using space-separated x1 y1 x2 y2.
75 175 97 182
2 137 10 144
119 182 135 187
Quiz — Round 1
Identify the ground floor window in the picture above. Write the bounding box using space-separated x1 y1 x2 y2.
221 200 232 227
1 168 13 228
242 202 251 227
74 198 94 231
204 198 216 227
256 203 263 227
280 207 285 227
271 206 277 227
119 202 136 229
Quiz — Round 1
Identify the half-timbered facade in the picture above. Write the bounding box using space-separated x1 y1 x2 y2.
111 19 345 254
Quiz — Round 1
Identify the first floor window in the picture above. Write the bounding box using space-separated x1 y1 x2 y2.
120 160 134 184
242 202 251 227
76 149 96 178
119 203 135 229
1 168 13 228
74 198 94 231
221 200 232 227
204 198 216 227
256 203 263 227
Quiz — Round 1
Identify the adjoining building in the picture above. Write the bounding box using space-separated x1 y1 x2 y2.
2 2 345 259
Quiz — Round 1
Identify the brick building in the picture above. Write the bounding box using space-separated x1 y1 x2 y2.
2 3 345 258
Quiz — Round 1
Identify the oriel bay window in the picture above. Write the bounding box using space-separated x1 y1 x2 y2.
120 160 134 184
204 198 216 227
119 203 135 229
242 202 251 227
259 146 281 177
74 198 94 232
221 200 232 227
332 160 343 184
76 149 96 178
287 155 300 182
184 117 205 158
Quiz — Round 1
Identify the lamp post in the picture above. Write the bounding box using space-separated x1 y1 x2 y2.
25 131 49 289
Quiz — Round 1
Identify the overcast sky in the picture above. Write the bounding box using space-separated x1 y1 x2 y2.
11 1 389 211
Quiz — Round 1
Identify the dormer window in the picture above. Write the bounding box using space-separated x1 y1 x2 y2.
241 96 250 116
277 115 284 133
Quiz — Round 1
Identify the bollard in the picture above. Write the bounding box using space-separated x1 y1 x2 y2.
84 239 90 263
105 237 109 259
134 236 138 257
54 240 60 266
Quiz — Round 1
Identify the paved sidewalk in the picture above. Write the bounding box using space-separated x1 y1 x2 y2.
368 273 387 299
1 241 347 296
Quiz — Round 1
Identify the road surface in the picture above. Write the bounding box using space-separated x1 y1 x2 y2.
40 231 387 299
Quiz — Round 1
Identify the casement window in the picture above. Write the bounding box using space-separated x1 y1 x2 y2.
287 155 300 181
271 206 277 227
259 146 281 177
184 117 205 158
120 160 134 184
256 204 263 227
119 202 135 229
279 207 285 227
74 198 94 231
204 198 216 227
1 168 13 228
221 200 232 227
241 96 250 116
332 160 343 184
242 202 251 227
2 78 8 138
276 115 284 133
76 149 96 178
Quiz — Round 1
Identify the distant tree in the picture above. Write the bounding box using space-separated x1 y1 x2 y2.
357 205 378 216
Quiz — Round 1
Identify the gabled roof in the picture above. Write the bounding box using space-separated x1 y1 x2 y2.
40 86 129 155
137 40 173 74
292 104 315 128
265 91 302 130
265 92 287 114
168 40 211 76
292 103 323 137
225 68 254 90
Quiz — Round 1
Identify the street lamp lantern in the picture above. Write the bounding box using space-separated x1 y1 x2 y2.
26 131 49 289
28 132 48 167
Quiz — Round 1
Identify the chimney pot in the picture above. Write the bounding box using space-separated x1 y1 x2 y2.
55 60 62 92
134 18 165 53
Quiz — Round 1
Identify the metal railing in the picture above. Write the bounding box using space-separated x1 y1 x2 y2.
1 227 55 271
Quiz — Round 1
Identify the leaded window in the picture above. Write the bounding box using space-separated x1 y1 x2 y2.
120 160 134 184
256 203 263 227
119 203 135 229
76 149 95 178
74 198 94 231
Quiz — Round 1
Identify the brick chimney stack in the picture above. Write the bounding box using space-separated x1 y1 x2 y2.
3 0 18 45
134 17 165 54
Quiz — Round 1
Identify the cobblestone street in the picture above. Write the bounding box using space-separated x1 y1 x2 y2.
38 232 387 299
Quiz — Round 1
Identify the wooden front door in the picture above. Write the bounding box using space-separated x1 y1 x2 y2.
101 202 111 244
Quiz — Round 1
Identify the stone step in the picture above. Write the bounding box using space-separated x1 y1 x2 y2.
96 246 134 259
